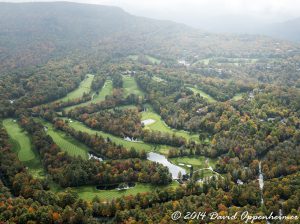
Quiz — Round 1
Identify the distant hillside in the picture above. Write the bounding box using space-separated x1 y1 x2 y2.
195 15 300 43
0 2 298 72
262 17 300 42
0 2 190 70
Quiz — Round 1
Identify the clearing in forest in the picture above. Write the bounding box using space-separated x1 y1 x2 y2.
59 74 94 102
193 57 258 66
141 105 200 142
231 93 244 101
40 120 90 159
187 87 217 103
64 79 113 112
170 156 217 170
65 118 176 155
123 75 144 97
92 79 113 102
127 54 161 64
2 119 45 178
51 181 178 201
146 55 161 64
66 119 153 152
3 119 35 161
170 156 220 178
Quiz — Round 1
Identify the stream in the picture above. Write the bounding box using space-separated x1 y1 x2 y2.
258 161 264 205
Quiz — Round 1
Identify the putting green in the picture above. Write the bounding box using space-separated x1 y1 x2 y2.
170 156 217 170
170 156 219 178
141 105 199 143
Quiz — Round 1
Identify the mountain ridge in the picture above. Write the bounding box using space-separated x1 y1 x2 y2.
0 2 298 73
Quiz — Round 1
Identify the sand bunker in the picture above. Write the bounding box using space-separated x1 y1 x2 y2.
142 119 156 125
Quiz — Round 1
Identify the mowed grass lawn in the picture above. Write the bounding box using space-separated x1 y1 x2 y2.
52 181 179 201
65 118 176 155
3 119 35 161
170 156 219 178
123 76 144 97
146 55 161 64
3 119 45 178
59 74 94 102
92 79 113 102
141 105 199 143
193 57 258 66
40 120 90 159
152 76 166 83
66 119 153 152
64 79 113 112
170 156 217 170
127 55 161 64
187 87 217 103
231 93 244 101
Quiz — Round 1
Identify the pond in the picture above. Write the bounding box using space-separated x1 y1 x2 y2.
147 152 186 179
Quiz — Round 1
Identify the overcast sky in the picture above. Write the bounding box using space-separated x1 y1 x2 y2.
2 0 300 28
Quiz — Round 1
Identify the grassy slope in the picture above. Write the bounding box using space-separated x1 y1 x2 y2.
187 87 217 103
66 119 152 152
115 105 138 110
52 181 179 201
170 156 217 170
170 156 218 178
146 55 161 64
59 74 94 103
127 55 161 64
40 120 90 159
92 79 113 102
65 119 175 155
127 55 139 60
2 119 45 178
123 75 144 97
152 76 166 83
141 105 199 142
231 93 244 101
3 119 35 161
64 79 113 112
194 57 258 66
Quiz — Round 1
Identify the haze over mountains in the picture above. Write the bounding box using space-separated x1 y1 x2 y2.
2 0 300 44
0 2 192 70
0 2 300 223
197 15 300 42
2 1 297 73
261 17 300 42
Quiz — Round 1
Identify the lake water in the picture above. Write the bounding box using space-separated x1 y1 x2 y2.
147 152 186 179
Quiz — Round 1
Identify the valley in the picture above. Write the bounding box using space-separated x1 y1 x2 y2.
0 2 299 223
